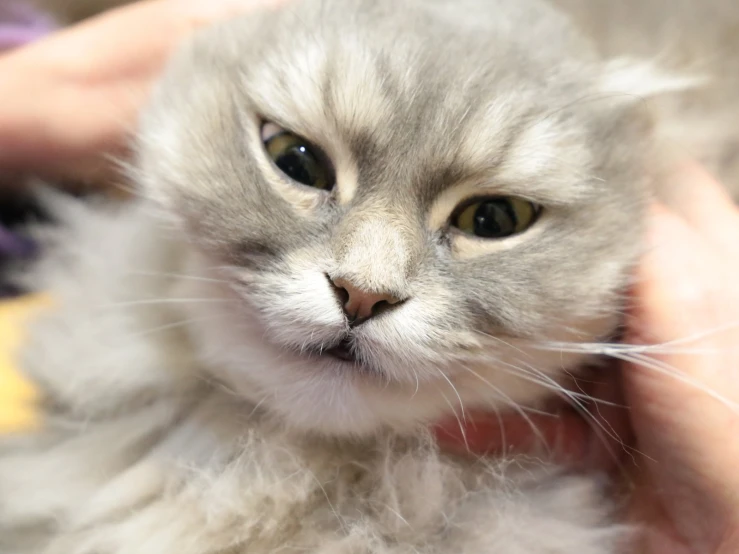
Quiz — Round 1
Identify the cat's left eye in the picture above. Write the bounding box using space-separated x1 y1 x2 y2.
451 197 540 239
261 123 334 191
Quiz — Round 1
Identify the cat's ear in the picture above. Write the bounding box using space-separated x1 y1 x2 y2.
598 58 706 101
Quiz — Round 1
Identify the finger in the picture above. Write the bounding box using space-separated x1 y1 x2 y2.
629 203 723 341
663 160 739 251
0 0 292 184
624 204 739 526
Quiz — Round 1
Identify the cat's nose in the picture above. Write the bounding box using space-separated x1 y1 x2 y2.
330 276 403 325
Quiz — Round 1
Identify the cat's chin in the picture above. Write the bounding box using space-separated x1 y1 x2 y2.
187 314 460 436
174 256 615 437
197 333 599 438
181 300 598 437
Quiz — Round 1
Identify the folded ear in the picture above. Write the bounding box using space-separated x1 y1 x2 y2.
598 58 706 100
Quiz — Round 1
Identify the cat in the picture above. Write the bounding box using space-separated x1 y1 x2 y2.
1 0 738 552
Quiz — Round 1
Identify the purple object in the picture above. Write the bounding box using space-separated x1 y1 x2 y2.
0 2 55 296
0 225 37 258
0 1 56 51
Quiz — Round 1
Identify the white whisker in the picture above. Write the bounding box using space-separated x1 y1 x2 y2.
611 351 739 412
123 314 227 340
456 362 548 452
434 384 469 451
125 269 230 285
433 368 467 424
99 298 231 309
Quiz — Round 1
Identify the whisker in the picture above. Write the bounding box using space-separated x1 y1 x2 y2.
434 367 467 424
611 351 739 412
434 384 469 451
125 269 231 285
122 313 227 340
99 298 232 309
411 365 421 399
536 320 739 357
82 312 232 370
464 350 622 408
456 362 549 453
534 341 719 356
459 353 637 469
473 330 532 358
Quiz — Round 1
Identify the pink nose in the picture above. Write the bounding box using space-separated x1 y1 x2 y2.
331 277 402 324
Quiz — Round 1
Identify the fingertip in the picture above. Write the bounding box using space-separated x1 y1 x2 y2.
642 202 693 253
629 202 713 345
664 160 739 242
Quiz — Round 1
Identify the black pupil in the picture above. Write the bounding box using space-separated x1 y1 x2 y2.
473 200 517 238
275 145 319 187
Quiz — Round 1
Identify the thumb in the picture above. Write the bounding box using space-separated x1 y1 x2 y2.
623 201 739 548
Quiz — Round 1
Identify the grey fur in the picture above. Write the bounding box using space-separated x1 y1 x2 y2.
2 0 738 552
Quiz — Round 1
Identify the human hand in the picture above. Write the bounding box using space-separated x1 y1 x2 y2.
435 163 739 553
0 0 289 185
624 163 739 553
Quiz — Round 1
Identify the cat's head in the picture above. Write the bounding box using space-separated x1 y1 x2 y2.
134 0 669 435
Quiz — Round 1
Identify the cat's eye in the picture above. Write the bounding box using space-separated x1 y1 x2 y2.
452 197 540 239
261 123 334 191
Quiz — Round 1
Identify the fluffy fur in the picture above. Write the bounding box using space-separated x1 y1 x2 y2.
2 0 738 552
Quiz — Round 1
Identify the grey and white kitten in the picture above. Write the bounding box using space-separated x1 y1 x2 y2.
2 0 738 552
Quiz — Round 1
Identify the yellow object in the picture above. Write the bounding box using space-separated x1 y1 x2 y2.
0 294 51 434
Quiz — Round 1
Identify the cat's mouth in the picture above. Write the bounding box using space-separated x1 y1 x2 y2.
301 336 366 367
323 337 357 363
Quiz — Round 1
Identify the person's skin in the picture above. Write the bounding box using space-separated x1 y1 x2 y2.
1 2 738 552
0 0 287 184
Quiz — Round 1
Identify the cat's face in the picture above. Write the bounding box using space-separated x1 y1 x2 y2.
135 0 656 435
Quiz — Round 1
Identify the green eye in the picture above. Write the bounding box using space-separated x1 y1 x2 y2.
262 123 333 190
452 197 540 238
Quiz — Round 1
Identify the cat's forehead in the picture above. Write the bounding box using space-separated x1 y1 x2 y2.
249 38 521 162
144 0 612 210
227 0 598 194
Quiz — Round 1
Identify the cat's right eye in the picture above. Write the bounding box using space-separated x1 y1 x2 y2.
261 123 334 191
